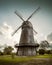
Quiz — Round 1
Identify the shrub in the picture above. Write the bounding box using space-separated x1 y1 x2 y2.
0 51 3 55
39 49 45 55
46 50 52 54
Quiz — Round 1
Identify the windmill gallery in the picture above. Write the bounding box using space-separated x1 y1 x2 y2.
12 7 40 56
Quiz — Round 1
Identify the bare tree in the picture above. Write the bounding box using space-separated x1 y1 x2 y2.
40 40 49 49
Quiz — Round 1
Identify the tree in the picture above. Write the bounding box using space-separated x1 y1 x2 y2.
38 40 49 55
3 46 14 55
40 40 49 49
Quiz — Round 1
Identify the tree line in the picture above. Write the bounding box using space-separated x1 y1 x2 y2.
0 40 52 56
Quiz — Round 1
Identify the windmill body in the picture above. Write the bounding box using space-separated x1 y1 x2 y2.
20 21 34 45
12 7 40 56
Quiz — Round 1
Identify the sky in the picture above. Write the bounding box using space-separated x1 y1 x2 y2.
0 0 52 48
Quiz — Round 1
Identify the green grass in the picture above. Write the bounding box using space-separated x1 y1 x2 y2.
0 55 34 62
0 54 52 63
35 54 52 58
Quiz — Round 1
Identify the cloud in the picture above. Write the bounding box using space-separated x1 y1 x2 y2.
34 33 46 43
0 22 21 48
0 22 14 45
0 31 3 35
47 33 52 42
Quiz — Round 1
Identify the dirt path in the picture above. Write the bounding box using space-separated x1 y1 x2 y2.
22 58 52 65
0 58 52 65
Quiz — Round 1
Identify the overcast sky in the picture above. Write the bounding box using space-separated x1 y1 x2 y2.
0 0 52 47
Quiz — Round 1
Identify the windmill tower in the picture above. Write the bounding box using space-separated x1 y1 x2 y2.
12 7 40 56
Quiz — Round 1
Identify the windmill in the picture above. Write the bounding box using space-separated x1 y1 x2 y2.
12 7 40 56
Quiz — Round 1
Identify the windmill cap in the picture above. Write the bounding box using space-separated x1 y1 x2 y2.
22 21 33 29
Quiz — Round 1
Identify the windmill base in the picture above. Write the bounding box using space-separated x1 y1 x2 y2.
17 47 37 56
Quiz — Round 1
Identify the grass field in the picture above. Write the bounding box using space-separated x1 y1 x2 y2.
0 54 52 62
0 54 52 65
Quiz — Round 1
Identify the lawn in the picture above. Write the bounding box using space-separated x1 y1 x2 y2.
35 54 52 58
0 54 52 65
0 54 52 62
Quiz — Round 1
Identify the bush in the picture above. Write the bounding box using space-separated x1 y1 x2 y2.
0 51 3 55
46 50 52 54
39 49 45 55
11 53 15 59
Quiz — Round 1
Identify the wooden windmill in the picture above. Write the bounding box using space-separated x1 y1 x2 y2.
12 7 40 56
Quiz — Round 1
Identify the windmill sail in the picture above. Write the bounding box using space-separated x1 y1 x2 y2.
26 7 40 21
12 25 22 36
15 11 24 22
